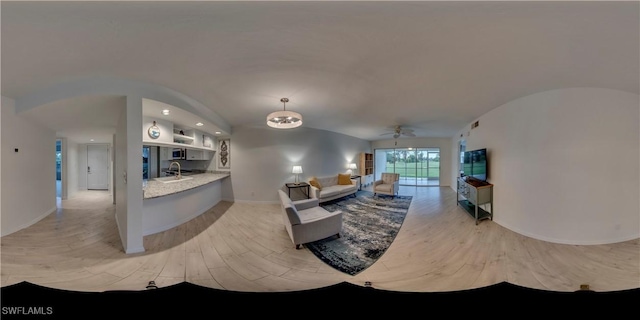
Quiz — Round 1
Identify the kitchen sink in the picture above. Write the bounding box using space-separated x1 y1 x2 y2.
153 176 194 184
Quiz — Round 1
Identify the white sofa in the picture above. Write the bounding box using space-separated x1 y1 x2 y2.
277 190 343 249
309 174 359 203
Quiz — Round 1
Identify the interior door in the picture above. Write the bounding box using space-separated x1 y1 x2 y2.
87 144 109 190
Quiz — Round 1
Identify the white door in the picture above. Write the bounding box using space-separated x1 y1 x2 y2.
87 144 109 190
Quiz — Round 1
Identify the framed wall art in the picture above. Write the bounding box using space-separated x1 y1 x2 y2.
218 139 230 170
203 135 213 148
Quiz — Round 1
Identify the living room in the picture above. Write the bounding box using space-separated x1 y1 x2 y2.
1 1 638 312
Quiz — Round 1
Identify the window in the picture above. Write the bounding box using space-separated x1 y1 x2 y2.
375 148 440 186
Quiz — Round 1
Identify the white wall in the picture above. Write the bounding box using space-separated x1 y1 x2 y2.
1 96 57 236
125 96 144 252
224 126 372 203
451 88 639 245
114 96 144 254
371 138 453 187
115 103 128 249
142 116 173 145
1 94 2 228
66 139 80 198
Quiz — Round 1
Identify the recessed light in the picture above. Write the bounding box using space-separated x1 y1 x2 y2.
196 122 204 126
90 139 94 142
162 109 170 115
215 131 221 135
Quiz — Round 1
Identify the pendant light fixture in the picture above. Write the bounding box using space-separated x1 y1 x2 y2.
267 98 302 129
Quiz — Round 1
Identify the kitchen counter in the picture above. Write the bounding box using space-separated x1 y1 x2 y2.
143 172 230 199
142 171 230 236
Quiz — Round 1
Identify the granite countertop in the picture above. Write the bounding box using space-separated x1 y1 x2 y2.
143 172 230 199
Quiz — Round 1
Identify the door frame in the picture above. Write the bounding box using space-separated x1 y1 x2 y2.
87 143 111 190
374 147 441 187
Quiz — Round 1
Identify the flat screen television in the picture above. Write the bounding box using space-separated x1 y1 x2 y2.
462 148 487 182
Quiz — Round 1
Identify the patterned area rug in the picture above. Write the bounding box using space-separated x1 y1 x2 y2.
305 190 412 276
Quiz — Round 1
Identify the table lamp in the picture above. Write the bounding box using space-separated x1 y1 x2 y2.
348 163 357 176
292 165 303 184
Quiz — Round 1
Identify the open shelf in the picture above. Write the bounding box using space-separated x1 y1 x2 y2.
173 133 194 141
457 199 492 222
142 140 215 151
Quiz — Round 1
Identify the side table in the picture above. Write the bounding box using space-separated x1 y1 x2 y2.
285 182 310 199
350 175 362 190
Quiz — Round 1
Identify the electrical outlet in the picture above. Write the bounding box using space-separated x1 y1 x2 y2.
580 284 590 291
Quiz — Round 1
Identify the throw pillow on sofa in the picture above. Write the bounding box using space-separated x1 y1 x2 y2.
337 173 352 185
309 177 322 190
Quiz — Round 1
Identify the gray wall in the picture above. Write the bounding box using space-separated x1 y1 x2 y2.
223 126 372 203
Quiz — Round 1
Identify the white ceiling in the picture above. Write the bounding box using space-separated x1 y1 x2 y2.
2 1 638 142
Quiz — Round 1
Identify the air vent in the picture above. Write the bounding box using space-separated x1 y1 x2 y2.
471 120 479 129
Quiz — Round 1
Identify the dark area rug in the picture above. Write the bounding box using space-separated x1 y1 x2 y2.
305 190 412 276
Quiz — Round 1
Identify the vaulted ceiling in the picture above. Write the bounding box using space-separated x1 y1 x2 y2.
2 1 638 142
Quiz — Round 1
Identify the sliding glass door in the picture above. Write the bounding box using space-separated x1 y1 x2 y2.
374 148 440 186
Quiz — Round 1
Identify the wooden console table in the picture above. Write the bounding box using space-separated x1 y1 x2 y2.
456 177 493 225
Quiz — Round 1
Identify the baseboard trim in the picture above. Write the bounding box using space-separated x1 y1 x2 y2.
1 206 56 237
230 199 279 205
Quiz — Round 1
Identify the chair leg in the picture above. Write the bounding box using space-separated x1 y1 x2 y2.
295 244 302 249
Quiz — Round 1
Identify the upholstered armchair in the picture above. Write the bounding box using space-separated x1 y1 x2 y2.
278 190 343 249
373 173 400 198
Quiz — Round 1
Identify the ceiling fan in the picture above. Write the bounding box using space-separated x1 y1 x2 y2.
380 125 416 139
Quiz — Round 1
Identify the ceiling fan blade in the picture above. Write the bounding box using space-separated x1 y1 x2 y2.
404 132 416 137
380 132 394 136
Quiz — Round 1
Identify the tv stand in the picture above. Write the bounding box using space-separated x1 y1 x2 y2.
456 177 493 225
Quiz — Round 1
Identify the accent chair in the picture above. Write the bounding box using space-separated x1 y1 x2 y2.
277 189 343 249
373 172 400 198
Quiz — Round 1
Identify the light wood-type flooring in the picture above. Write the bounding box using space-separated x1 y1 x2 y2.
1 185 638 293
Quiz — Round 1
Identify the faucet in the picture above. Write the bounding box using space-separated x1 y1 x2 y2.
169 161 181 179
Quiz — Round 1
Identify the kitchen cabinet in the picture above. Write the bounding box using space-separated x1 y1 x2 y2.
159 147 170 161
186 149 212 161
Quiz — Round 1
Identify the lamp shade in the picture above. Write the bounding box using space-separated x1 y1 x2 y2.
348 163 357 170
292 165 303 174
267 110 302 129
267 98 302 129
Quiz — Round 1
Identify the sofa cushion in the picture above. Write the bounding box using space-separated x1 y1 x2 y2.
382 173 398 184
317 176 338 187
297 206 337 223
309 177 322 190
318 185 343 198
293 198 319 211
337 173 352 185
375 184 393 193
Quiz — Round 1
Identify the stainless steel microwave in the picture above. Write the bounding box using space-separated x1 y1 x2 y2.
172 148 186 160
